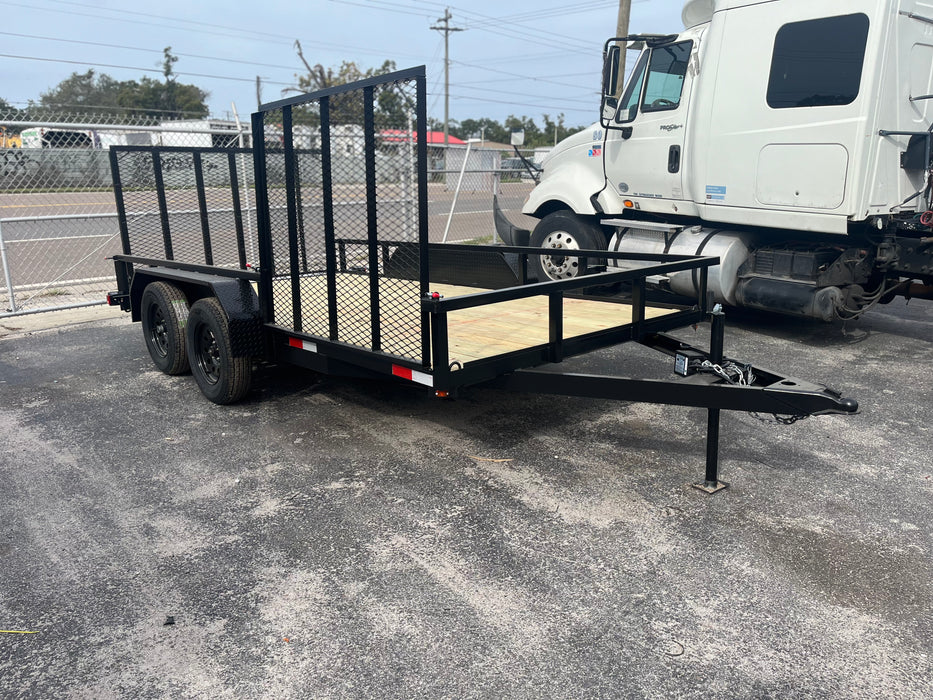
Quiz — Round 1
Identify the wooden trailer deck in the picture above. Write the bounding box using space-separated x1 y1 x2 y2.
269 273 677 366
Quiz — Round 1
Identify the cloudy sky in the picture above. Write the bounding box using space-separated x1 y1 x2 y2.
2 0 686 125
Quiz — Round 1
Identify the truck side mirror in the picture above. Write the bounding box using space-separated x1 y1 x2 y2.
510 128 525 147
601 44 621 126
603 44 621 97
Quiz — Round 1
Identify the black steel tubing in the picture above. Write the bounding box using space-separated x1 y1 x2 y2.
549 292 563 362
258 65 426 112
250 111 276 324
416 72 431 368
631 278 646 340
363 85 381 352
282 106 303 333
704 408 722 488
320 96 339 341
108 148 132 256
226 151 248 270
151 151 173 260
423 264 708 313
192 152 214 266
112 255 260 281
488 370 858 415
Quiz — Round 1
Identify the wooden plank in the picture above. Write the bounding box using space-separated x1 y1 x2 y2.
265 273 677 366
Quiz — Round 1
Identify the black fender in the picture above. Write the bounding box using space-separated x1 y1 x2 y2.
129 267 263 358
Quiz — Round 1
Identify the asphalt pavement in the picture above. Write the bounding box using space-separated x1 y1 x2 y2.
0 300 930 698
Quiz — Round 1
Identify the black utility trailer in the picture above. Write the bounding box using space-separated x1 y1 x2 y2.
106 66 856 491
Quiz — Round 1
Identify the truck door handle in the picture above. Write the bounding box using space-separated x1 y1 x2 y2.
621 127 633 140
668 145 681 173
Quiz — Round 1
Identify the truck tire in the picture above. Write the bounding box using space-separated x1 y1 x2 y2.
186 297 252 405
141 281 190 375
529 210 606 282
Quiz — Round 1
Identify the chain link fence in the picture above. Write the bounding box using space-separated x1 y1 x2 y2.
0 111 539 317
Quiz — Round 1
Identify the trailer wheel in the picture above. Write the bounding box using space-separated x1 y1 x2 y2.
529 211 605 282
186 297 252 405
141 281 190 375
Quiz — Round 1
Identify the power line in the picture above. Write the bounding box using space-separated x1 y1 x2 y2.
0 53 294 87
3 0 427 61
449 82 594 105
0 30 305 72
451 59 590 91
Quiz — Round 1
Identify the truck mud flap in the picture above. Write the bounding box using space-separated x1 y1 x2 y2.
384 241 524 289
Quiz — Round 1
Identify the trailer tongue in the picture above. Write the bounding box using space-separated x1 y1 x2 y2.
106 66 856 492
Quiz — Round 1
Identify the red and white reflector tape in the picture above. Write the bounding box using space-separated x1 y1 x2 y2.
391 365 433 387
288 337 318 353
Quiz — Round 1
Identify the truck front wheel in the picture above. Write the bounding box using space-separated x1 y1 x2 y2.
141 281 190 375
529 211 605 281
186 297 252 404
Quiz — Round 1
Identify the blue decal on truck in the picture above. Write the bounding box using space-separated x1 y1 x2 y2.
706 185 726 201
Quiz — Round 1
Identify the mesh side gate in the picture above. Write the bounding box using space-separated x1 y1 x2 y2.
111 146 259 271
252 67 429 364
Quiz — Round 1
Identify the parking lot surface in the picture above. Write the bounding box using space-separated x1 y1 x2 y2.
0 301 931 698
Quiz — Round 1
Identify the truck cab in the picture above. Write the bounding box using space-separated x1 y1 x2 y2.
518 0 933 319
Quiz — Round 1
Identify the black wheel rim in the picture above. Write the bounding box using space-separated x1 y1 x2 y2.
194 323 221 385
147 304 169 357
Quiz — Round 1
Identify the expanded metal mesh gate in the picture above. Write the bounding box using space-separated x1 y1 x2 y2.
252 66 429 364
111 147 258 270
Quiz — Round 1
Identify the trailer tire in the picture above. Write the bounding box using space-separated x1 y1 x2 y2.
529 210 605 282
186 297 252 405
141 281 190 375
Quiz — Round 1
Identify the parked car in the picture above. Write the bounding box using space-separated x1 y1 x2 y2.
500 156 540 180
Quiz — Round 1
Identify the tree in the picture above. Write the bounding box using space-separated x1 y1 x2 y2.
456 118 508 144
0 97 21 119
286 49 412 127
35 54 209 121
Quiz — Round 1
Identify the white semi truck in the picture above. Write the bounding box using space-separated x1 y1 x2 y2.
503 0 933 321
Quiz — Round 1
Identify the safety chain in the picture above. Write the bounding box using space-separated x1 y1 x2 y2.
748 412 810 425
693 359 755 386
692 359 809 425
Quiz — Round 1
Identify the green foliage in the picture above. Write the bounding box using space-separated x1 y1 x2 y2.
287 46 412 127
34 58 209 120
0 97 22 119
444 112 581 148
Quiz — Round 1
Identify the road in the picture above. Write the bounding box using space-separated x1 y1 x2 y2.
0 300 930 697
0 183 535 296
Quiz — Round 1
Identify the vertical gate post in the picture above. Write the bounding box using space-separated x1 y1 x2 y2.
0 219 16 313
695 304 729 494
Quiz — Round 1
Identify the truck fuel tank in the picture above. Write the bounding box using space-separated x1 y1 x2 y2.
607 223 755 306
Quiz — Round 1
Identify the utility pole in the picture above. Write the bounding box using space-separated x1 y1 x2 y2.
430 8 464 150
616 0 632 78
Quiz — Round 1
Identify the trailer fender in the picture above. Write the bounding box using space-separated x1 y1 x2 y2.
129 268 263 358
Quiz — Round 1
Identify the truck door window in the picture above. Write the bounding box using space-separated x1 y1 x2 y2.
641 41 692 113
767 13 869 108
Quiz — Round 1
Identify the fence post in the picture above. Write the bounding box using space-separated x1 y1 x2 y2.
232 103 257 263
442 141 475 243
0 219 16 313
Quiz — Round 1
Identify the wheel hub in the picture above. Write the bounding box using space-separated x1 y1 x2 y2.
195 326 221 384
541 230 581 279
148 306 169 357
